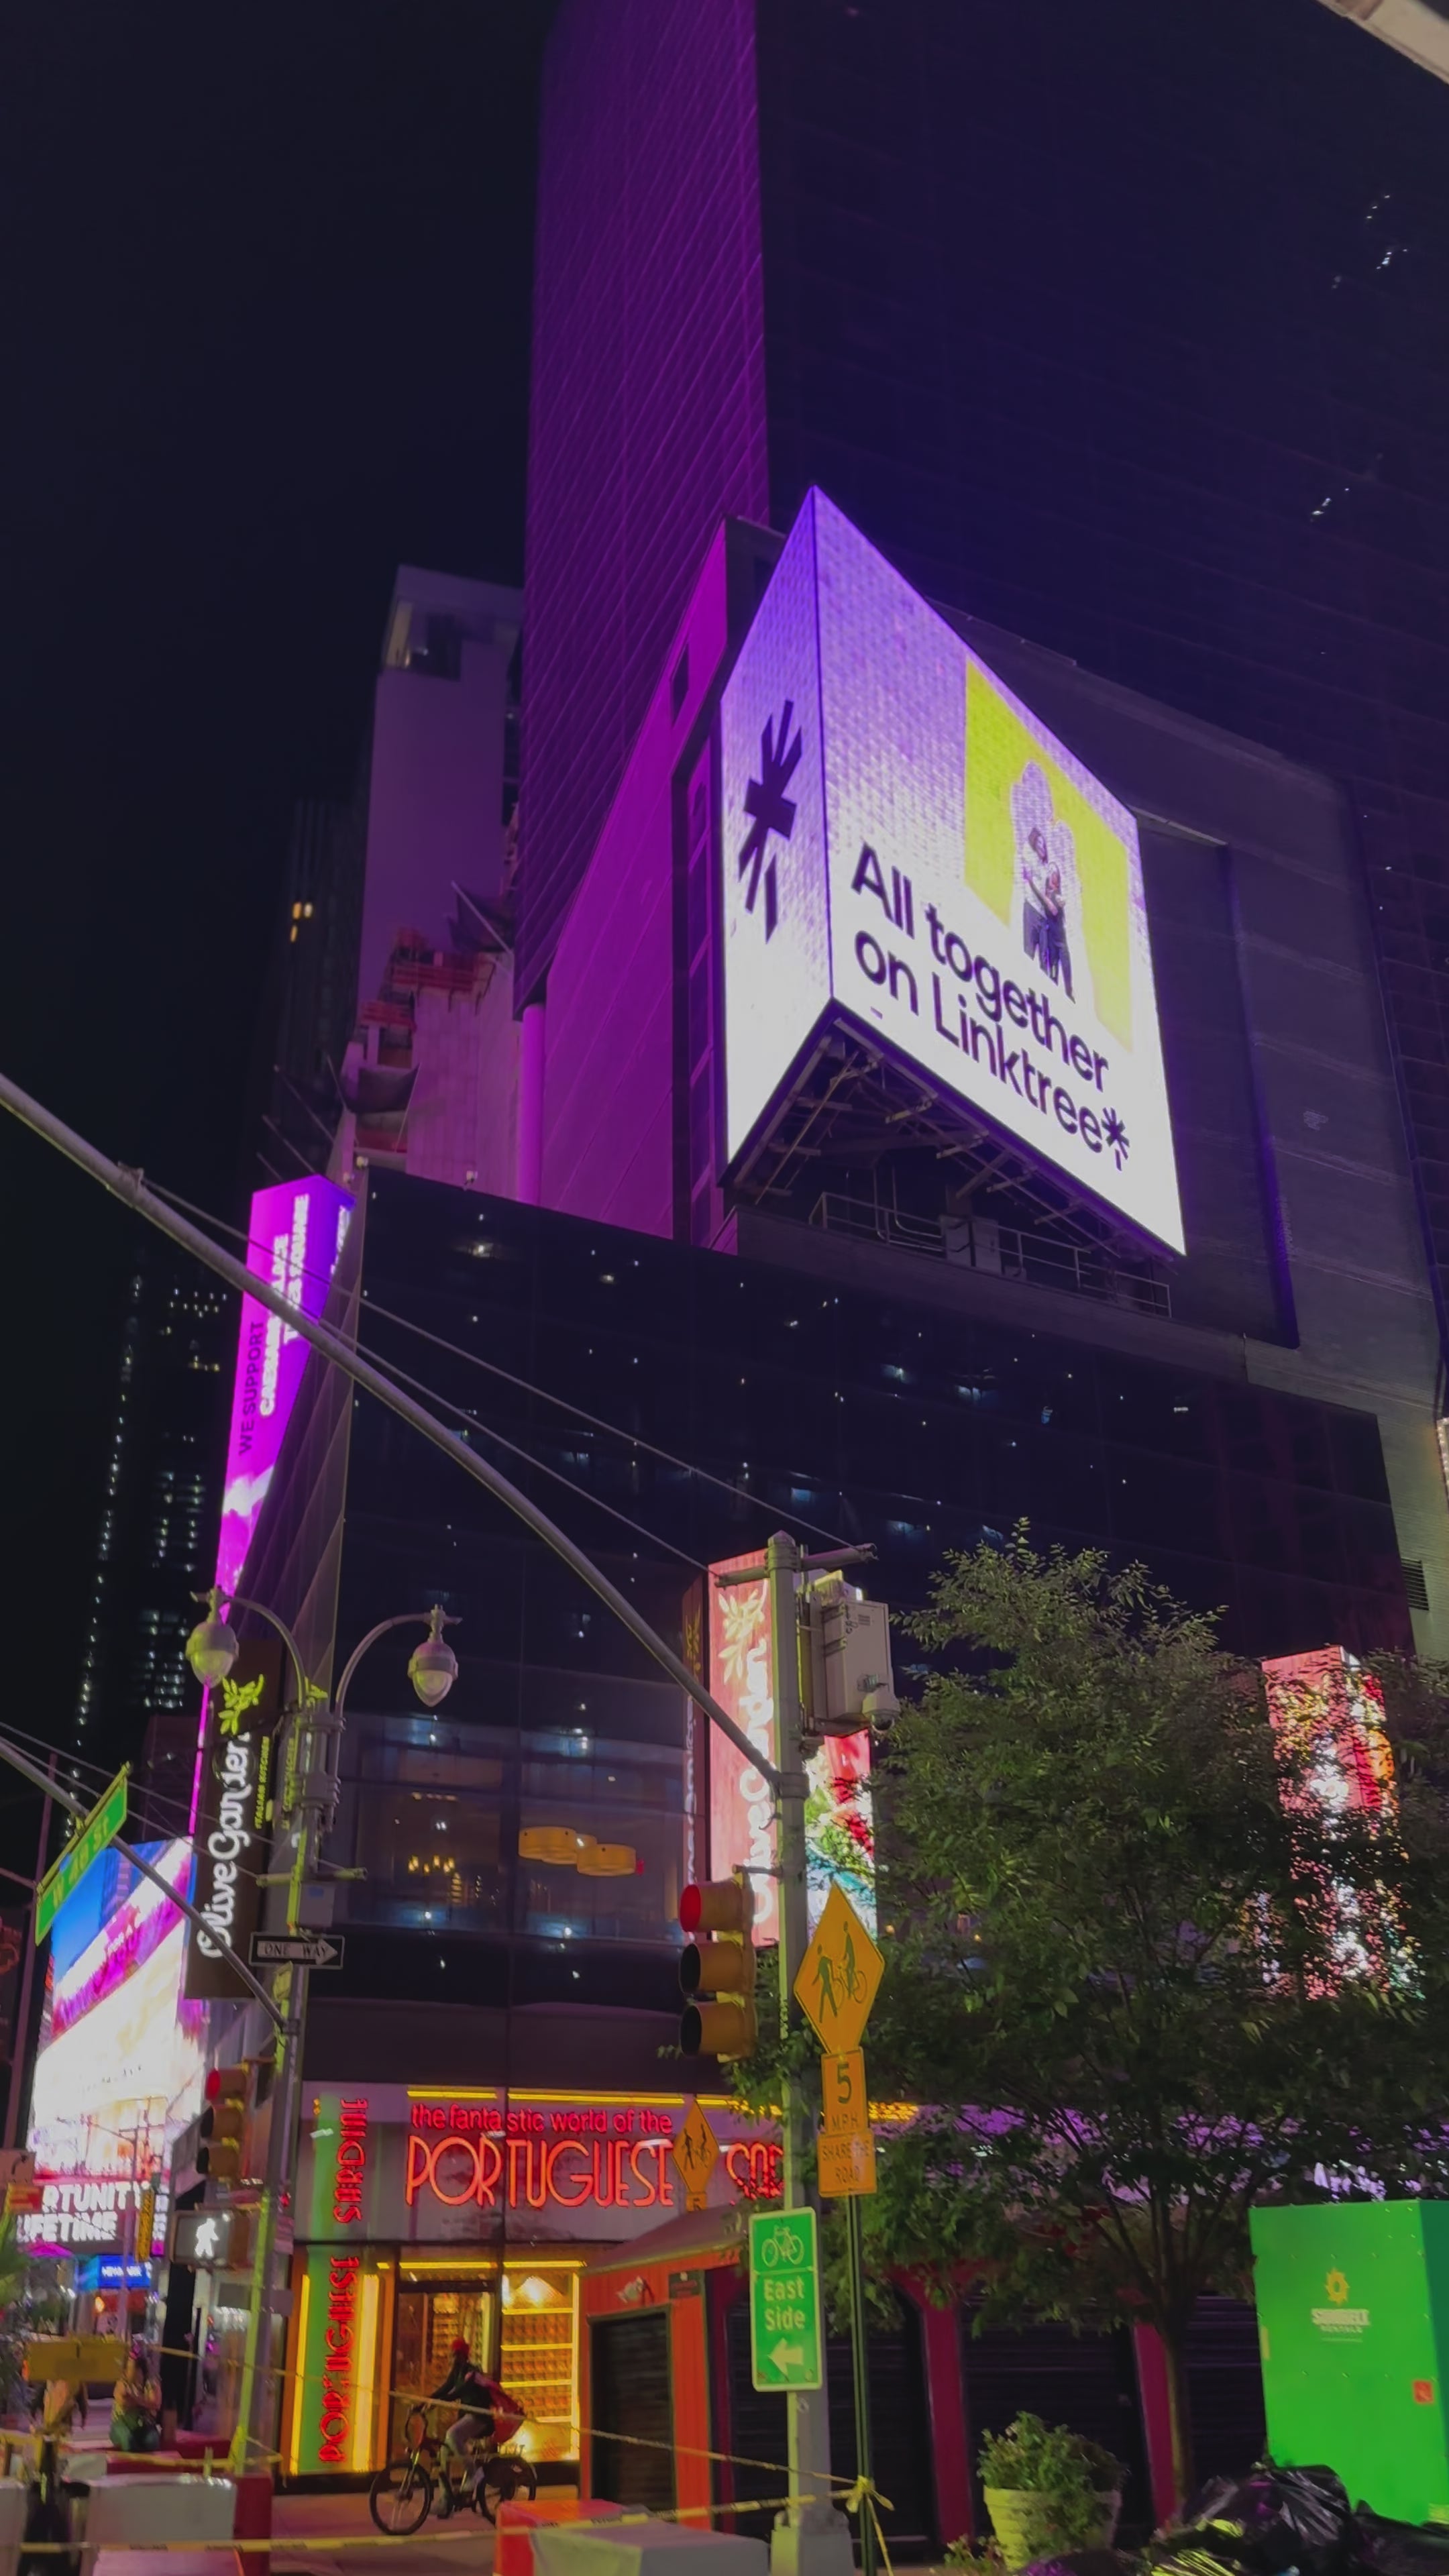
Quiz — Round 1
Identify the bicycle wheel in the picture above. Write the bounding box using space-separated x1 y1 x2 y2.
370 2456 433 2536
477 2455 538 2524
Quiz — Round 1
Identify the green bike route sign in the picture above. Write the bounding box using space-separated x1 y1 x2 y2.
749 2206 823 2392
35 1766 129 1943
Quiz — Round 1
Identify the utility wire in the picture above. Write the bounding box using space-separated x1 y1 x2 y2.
349 1334 707 1575
146 1177 852 1550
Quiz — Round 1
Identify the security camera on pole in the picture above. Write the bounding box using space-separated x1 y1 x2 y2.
704 1534 897 2576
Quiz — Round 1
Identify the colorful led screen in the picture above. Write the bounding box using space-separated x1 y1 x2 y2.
215 1175 353 1599
707 1552 876 1942
25 1838 205 2250
720 490 1184 1254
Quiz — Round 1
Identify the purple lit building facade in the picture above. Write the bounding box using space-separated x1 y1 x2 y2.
519 0 1449 1345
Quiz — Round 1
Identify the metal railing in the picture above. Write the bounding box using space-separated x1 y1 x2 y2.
809 1193 1172 1320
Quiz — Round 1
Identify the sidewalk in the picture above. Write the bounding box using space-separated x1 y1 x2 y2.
87 2491 498 2576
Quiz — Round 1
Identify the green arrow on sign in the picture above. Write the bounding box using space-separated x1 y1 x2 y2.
35 1766 129 1943
749 2206 823 2392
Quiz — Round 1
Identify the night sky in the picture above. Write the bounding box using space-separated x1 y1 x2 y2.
0 4 549 1821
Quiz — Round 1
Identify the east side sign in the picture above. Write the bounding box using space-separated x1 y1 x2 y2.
297 2087 783 2247
720 488 1185 1256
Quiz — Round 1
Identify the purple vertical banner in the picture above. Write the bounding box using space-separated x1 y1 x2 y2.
192 1176 352 1831
215 1176 354 1600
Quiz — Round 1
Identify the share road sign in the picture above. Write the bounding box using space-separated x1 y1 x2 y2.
249 1932 345 1970
749 2207 823 2391
36 1767 129 1943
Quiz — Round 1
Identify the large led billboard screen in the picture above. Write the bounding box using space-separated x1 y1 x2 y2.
706 1552 875 1942
25 1838 205 2254
215 1175 353 1601
720 490 1184 1254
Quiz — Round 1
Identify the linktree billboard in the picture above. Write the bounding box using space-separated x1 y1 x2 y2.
720 489 1183 1254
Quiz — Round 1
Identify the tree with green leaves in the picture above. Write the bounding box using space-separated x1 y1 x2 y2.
810 1534 1449 2505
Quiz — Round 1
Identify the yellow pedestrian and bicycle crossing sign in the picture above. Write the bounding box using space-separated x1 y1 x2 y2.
794 1884 883 2054
671 2099 720 2211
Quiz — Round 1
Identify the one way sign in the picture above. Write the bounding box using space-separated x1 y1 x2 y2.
249 1932 345 1970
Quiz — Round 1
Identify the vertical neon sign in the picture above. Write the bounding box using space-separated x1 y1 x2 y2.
193 1176 352 1831
215 1177 353 1601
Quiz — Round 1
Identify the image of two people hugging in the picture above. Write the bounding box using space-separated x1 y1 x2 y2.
1013 761 1075 1000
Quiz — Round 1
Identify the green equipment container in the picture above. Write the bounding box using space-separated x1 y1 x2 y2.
1251 2200 1449 2524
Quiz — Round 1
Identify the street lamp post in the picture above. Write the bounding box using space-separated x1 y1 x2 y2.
185 1589 458 2475
0 1072 853 2576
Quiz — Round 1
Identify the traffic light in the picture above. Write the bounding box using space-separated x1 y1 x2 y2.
679 1872 756 2059
197 2064 250 2183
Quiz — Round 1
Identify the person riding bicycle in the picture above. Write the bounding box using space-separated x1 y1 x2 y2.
430 2339 505 2486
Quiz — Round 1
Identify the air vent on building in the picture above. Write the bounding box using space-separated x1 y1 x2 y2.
1402 1560 1430 1612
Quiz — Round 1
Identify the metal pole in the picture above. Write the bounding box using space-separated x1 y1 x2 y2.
767 1532 851 2576
0 1069 778 1801
229 1607 449 2475
846 2195 877 2576
3 1754 54 2152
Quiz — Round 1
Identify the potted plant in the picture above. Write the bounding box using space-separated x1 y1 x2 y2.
979 2412 1123 2571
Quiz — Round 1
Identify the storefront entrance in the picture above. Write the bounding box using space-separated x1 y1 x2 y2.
389 2259 581 2467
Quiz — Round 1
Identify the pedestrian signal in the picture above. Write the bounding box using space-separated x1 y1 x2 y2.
679 1872 757 2059
197 2063 251 2183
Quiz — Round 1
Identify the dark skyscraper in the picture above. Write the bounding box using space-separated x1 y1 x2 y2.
519 0 1449 1330
73 1243 228 1781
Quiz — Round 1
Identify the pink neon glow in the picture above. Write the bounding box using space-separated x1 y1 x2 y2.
190 1175 352 1830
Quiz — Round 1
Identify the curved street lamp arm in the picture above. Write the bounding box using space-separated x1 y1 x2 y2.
0 1732 283 2029
334 1609 443 1721
203 1585 315 1713
0 1071 784 1798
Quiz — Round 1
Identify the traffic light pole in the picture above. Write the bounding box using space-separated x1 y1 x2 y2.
0 1074 824 2495
766 1532 852 2576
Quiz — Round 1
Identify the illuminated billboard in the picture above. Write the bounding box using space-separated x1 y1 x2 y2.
707 1552 875 1941
215 1175 353 1601
720 489 1184 1253
25 1838 206 2253
1261 1644 1404 1987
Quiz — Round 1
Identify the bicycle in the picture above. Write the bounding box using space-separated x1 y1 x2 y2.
369 2404 539 2533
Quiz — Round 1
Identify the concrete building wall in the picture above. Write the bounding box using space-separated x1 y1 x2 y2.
400 970 519 1200
358 571 520 1008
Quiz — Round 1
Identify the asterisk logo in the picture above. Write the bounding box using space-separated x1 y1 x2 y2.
737 701 802 941
1102 1108 1130 1171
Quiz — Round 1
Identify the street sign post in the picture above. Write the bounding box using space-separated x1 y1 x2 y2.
799 1897 883 2576
794 1885 883 2055
749 2206 823 2392
671 2100 720 2212
34 1766 128 1943
248 1932 345 1970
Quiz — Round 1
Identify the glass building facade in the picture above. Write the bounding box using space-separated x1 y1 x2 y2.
242 1170 1411 2033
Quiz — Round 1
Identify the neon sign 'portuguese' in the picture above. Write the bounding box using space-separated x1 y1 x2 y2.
405 2131 780 2212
